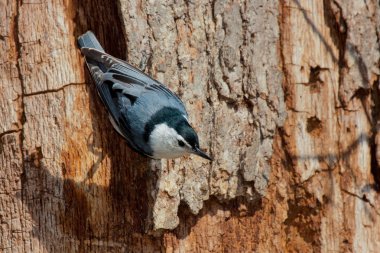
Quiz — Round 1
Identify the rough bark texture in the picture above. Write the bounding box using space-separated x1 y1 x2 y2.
0 0 379 252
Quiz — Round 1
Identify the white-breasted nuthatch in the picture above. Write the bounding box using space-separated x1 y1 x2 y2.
78 31 212 161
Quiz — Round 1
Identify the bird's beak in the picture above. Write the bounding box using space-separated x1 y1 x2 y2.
192 147 213 161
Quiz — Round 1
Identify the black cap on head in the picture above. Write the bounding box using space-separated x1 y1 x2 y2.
176 121 213 161
176 121 199 148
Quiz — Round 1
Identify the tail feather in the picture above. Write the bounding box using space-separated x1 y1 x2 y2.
77 31 104 52
78 31 107 79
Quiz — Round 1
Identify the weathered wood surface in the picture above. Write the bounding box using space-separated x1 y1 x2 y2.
0 0 379 252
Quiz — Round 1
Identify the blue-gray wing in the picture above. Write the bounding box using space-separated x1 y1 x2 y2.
79 42 188 155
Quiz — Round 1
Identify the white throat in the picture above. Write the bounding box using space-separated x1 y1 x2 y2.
149 123 189 159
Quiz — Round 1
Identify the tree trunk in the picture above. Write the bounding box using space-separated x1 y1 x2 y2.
1 0 379 252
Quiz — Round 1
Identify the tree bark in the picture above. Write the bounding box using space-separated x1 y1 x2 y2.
0 0 379 252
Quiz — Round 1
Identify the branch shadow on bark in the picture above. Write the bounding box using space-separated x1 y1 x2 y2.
292 0 380 191
287 132 380 219
294 0 370 94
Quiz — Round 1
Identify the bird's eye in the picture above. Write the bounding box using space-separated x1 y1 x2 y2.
178 140 185 147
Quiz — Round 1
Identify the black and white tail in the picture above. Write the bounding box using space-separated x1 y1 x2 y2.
77 31 104 52
77 31 107 84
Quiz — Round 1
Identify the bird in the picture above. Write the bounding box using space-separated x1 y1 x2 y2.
77 31 212 161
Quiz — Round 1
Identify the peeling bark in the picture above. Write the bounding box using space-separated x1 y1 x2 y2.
1 0 380 252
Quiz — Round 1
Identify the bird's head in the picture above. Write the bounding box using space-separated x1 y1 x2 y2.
148 116 212 161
